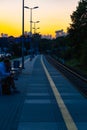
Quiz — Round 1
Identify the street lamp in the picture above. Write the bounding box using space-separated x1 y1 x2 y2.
22 0 24 69
24 6 39 36
24 6 39 57
32 21 40 34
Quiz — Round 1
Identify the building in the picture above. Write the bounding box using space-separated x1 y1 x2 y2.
55 29 67 38
41 34 52 39
1 33 8 38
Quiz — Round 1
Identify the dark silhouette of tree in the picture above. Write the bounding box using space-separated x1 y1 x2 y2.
67 0 87 66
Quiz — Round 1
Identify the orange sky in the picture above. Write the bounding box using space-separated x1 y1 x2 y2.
0 0 79 38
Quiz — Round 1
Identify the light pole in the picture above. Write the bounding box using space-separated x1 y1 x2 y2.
24 6 39 36
22 0 24 69
24 6 39 57
35 27 40 34
32 21 40 34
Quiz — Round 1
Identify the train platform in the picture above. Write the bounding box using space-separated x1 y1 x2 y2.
0 55 87 130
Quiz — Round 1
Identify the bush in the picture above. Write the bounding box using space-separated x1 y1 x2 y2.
80 40 87 67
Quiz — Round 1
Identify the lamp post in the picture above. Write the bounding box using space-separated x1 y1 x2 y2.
35 27 40 34
24 6 39 57
24 6 39 36
32 21 40 34
22 0 24 69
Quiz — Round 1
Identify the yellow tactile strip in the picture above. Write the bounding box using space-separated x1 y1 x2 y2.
41 55 78 130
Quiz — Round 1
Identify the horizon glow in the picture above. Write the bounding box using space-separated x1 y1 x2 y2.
0 0 79 38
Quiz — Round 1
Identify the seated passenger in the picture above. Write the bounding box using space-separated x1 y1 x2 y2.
0 57 19 94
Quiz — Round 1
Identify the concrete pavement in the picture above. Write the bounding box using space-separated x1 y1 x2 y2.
1 55 86 130
0 56 38 130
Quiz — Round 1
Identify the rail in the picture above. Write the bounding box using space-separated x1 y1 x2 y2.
46 55 87 97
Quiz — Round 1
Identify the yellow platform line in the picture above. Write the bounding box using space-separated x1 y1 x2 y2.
41 55 78 130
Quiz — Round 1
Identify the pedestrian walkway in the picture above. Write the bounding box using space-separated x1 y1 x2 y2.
43 56 87 130
0 55 87 130
0 56 38 130
17 55 67 130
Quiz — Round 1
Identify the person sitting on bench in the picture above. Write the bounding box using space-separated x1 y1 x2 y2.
0 57 19 94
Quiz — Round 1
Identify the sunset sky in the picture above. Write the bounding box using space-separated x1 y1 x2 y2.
0 0 79 38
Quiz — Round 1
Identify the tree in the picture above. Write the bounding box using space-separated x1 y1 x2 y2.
68 0 87 43
67 0 87 66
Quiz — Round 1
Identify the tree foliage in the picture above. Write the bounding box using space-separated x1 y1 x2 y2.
68 0 87 42
67 0 87 66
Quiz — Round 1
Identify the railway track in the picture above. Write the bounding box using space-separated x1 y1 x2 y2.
46 55 87 98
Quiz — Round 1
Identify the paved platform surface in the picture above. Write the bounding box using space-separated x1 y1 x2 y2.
0 55 66 130
17 56 67 130
0 55 87 130
43 56 87 130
